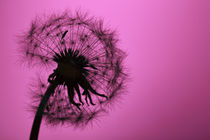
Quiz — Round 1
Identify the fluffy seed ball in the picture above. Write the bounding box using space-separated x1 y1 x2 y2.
19 11 127 127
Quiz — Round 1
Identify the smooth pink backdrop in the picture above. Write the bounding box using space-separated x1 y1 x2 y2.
0 0 210 140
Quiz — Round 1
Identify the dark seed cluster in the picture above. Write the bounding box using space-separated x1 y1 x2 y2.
20 11 127 127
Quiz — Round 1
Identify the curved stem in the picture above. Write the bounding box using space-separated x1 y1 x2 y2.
30 83 58 140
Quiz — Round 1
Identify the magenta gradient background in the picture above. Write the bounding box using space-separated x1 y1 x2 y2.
1 0 210 140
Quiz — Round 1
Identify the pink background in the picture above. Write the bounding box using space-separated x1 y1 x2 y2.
0 0 210 140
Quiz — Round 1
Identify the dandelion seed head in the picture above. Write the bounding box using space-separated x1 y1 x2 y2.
20 10 127 127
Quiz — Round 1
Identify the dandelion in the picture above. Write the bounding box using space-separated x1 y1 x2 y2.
18 10 127 140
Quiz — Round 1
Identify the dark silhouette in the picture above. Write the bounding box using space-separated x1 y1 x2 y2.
18 11 127 140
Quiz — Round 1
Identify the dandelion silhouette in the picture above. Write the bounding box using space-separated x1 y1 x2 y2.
18 10 127 140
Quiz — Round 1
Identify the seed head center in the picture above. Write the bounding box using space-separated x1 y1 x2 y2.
57 61 81 81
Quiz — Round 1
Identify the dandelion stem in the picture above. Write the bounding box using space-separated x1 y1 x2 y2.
30 82 58 140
